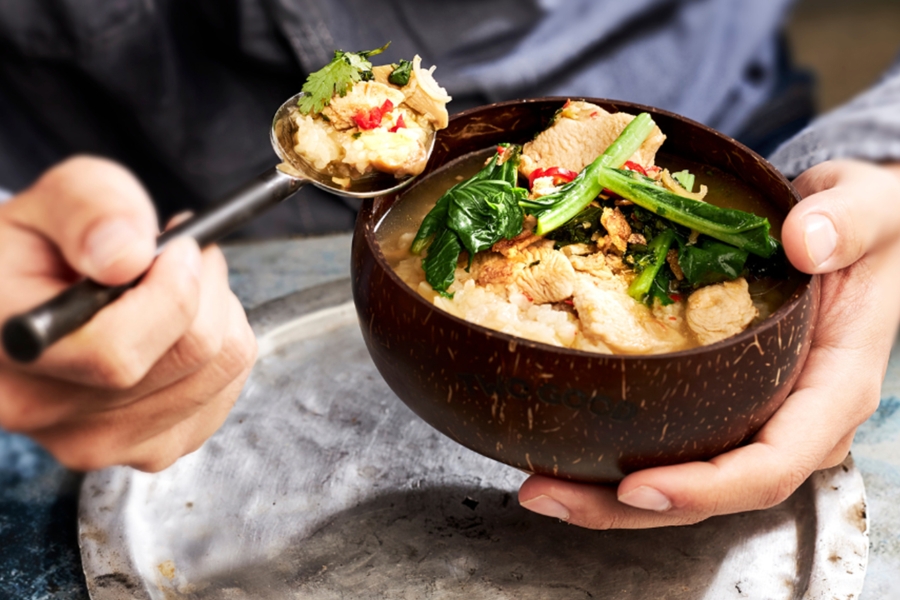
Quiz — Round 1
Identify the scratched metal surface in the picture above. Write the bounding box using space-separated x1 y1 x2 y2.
78 278 868 600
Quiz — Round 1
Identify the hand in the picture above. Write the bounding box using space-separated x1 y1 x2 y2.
0 157 257 472
518 159 900 528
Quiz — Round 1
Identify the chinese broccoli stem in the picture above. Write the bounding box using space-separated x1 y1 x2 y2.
534 113 656 235
627 230 675 301
596 167 778 258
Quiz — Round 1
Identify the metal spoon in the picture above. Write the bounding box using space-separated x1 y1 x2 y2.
2 92 435 363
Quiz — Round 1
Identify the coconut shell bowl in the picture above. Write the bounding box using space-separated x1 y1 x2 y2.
351 98 819 483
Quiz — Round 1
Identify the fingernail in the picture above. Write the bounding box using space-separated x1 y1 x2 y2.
85 218 142 273
803 214 837 268
520 495 570 521
618 486 672 512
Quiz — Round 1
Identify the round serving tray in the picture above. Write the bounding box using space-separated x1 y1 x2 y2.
78 279 868 599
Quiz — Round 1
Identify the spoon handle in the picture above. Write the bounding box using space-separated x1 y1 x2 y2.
2 167 305 363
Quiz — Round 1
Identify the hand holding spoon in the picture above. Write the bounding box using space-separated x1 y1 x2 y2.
2 92 435 362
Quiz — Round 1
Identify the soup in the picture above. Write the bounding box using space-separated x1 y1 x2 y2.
376 106 799 355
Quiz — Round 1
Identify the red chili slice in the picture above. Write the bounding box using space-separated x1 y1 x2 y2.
528 166 578 189
353 99 394 130
623 161 647 175
389 114 406 133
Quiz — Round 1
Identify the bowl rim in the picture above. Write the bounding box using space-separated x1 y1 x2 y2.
361 96 817 362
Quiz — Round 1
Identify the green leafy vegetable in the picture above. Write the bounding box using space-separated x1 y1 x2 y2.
389 59 413 86
412 145 527 294
649 268 675 306
422 228 463 295
545 205 604 247
410 195 450 255
529 113 657 235
672 169 696 193
297 43 390 115
627 230 675 301
446 179 526 261
678 239 749 287
596 167 779 258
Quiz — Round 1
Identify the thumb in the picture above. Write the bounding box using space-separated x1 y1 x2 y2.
782 159 900 274
9 156 158 285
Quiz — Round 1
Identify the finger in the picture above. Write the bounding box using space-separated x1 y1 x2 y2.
818 429 856 470
0 247 235 431
28 237 204 388
519 328 884 529
119 245 233 393
611 337 882 521
519 476 703 530
30 293 256 471
783 160 900 273
7 156 158 285
123 372 252 473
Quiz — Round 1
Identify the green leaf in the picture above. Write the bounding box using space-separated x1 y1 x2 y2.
596 167 777 258
627 230 675 301
649 268 675 306
413 144 526 293
446 180 526 261
545 205 604 247
389 59 413 86
678 239 749 286
422 228 463 295
411 195 450 255
297 43 391 115
672 169 695 193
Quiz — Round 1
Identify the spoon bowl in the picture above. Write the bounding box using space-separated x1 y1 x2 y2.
271 92 436 198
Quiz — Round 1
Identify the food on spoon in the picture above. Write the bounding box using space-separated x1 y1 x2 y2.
291 43 450 187
379 101 791 354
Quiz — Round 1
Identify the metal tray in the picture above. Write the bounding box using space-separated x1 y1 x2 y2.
78 279 868 600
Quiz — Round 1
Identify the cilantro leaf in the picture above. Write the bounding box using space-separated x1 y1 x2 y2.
297 42 390 115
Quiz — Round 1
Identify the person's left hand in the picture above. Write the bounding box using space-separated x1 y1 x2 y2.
518 159 900 528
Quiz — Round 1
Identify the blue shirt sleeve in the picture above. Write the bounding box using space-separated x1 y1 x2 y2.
770 56 900 178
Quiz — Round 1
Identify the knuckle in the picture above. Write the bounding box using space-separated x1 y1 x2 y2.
55 443 117 473
218 321 258 381
0 401 36 433
86 348 147 390
172 320 224 373
168 273 201 324
761 465 810 509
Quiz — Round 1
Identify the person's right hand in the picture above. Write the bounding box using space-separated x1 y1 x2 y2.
0 156 257 472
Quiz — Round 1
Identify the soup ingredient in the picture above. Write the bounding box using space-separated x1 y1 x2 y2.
297 44 389 116
596 167 779 258
685 278 758 345
412 144 526 294
520 101 665 177
522 113 659 235
386 103 789 354
388 59 413 86
291 44 450 185
627 230 676 301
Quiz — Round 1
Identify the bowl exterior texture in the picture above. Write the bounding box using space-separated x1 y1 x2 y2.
352 98 819 483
